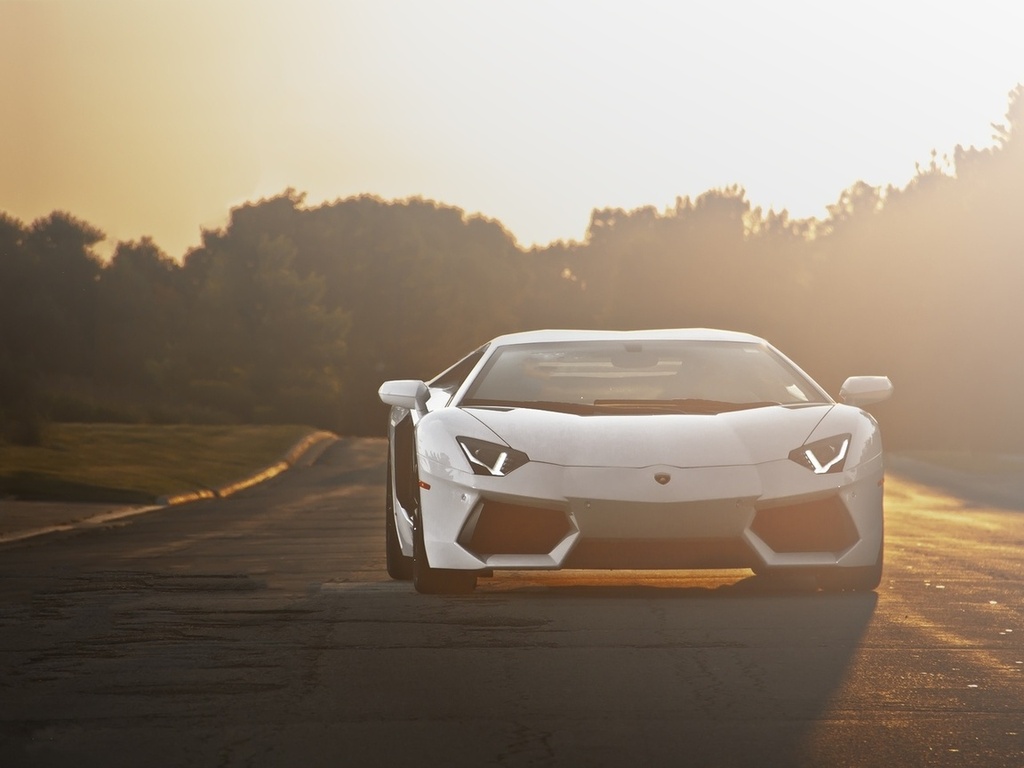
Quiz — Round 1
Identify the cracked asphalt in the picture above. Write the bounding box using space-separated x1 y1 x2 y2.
0 437 1021 767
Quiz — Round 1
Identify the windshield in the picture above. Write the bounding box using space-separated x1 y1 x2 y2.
459 340 830 414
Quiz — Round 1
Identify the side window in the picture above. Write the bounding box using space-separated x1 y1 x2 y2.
429 345 489 401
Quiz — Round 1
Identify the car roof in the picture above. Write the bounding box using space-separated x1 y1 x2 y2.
487 328 766 347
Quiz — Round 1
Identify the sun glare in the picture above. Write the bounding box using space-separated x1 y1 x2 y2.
1 0 1022 255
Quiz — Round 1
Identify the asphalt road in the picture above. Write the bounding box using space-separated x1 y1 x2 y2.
0 437 1021 767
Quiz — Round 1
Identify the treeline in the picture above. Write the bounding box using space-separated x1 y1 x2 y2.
2 86 1022 451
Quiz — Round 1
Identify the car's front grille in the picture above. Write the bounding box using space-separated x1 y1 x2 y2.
459 500 573 556
750 495 859 554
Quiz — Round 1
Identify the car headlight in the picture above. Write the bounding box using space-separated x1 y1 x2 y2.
457 436 530 477
789 434 851 474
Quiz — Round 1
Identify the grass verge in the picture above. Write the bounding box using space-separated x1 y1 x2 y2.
0 423 318 503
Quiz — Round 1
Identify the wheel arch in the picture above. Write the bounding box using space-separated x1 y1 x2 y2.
393 414 416 516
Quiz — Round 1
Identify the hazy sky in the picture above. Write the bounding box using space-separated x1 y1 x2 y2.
3 1 1023 258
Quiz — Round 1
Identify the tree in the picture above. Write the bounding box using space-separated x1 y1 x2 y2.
0 212 104 440
95 237 184 396
174 232 350 426
22 212 105 379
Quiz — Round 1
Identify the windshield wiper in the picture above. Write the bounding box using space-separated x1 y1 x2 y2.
462 399 600 415
463 399 781 416
593 399 780 414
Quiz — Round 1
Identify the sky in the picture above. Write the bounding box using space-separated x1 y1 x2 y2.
2 1 1023 259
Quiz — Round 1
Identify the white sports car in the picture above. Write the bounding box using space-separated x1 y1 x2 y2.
379 329 892 594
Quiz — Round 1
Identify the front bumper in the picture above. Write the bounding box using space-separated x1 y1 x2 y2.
415 453 884 572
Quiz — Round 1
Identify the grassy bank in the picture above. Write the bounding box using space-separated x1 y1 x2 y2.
0 423 317 503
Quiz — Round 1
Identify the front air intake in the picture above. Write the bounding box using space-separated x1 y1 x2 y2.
750 496 859 554
460 501 573 557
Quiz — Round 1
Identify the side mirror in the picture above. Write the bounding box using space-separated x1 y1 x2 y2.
378 379 430 412
839 376 893 407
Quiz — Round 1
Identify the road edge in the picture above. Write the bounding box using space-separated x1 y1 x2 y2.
156 429 338 505
0 429 339 545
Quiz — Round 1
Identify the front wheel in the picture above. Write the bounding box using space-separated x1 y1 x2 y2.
384 456 413 581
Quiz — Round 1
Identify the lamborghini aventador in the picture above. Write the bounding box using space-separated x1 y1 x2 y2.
379 329 892 594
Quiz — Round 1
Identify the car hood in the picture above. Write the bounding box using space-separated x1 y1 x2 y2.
462 404 833 468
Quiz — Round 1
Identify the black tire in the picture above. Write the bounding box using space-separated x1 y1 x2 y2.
816 539 883 592
411 478 476 595
385 455 413 581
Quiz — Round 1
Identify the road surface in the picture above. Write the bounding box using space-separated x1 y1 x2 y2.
0 437 1021 767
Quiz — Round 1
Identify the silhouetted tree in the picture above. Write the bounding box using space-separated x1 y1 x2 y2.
174 228 350 426
21 212 105 379
4 83 1024 450
95 237 184 397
